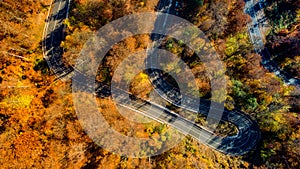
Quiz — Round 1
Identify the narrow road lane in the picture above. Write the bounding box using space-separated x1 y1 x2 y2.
244 0 300 86
42 0 260 156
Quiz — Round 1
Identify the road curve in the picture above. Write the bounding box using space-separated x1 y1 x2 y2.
244 0 300 86
146 0 260 155
42 0 260 156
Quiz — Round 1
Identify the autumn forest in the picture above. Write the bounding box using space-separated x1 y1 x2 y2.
0 0 299 168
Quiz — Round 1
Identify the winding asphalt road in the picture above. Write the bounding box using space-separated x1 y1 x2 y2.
244 0 300 86
42 0 260 155
146 0 260 155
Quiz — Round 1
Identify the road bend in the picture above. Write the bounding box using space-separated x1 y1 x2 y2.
43 0 261 156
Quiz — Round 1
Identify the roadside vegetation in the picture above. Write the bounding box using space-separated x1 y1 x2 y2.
264 0 300 79
0 0 299 168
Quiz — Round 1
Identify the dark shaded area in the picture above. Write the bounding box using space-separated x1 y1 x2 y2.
33 59 50 74
264 0 300 78
81 144 103 169
41 89 55 108
264 0 298 32
0 114 10 135
242 135 267 167
287 95 300 112
244 0 300 84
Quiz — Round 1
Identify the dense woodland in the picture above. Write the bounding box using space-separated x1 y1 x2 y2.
264 0 300 78
0 0 299 168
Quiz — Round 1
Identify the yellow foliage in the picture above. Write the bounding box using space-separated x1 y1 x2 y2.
137 72 149 83
3 94 34 108
225 32 250 56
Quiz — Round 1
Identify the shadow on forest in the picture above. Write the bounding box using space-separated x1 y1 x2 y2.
176 0 298 166
252 0 299 77
40 1 298 167
264 0 299 61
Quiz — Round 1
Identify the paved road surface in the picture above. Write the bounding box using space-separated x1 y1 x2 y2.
42 0 74 80
244 0 300 86
42 0 260 155
146 0 260 155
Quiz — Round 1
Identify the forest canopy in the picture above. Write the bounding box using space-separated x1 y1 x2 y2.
0 0 299 168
